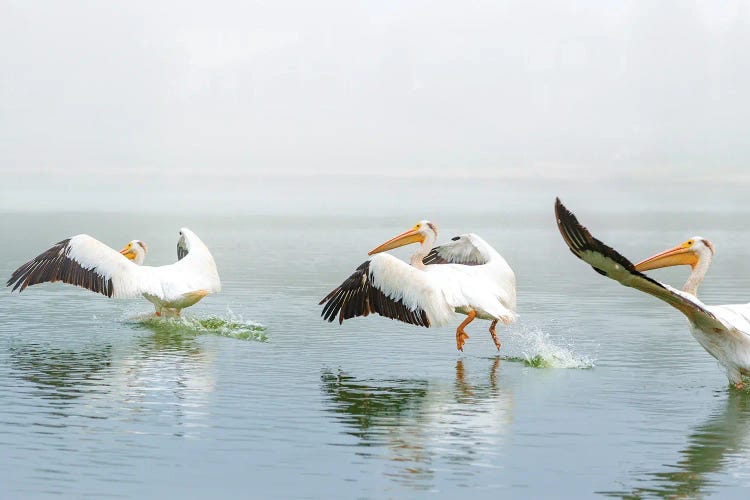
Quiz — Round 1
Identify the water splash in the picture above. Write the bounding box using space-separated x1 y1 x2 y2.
127 312 267 342
502 325 595 369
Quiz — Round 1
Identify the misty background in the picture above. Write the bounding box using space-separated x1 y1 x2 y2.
1 1 749 213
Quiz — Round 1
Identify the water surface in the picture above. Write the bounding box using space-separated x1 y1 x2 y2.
1 178 750 498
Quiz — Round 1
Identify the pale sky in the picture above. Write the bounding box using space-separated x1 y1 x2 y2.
1 0 749 183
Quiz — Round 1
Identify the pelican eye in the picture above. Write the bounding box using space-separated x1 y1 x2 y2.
687 240 694 246
451 236 460 241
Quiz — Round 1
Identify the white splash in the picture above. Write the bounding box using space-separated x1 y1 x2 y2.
506 325 595 369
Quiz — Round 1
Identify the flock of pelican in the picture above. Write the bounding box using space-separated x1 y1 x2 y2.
7 199 750 389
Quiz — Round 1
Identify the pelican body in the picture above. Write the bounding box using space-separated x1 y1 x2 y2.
320 220 516 351
7 228 221 316
555 198 750 389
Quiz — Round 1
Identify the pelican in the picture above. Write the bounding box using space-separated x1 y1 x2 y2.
555 198 750 389
7 228 221 316
319 220 516 351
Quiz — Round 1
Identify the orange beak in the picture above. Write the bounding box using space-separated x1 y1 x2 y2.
119 244 136 261
368 228 425 255
635 243 699 271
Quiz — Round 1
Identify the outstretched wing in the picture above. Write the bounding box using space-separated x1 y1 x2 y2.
319 260 430 327
172 227 222 294
422 234 488 266
319 253 456 327
7 235 158 299
554 198 725 331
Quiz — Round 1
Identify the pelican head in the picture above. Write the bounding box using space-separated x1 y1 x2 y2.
635 236 715 271
119 240 148 265
368 220 438 255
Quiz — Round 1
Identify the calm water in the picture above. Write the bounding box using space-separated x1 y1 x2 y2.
2 178 750 498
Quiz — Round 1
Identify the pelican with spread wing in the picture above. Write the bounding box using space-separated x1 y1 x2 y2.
555 198 750 389
7 228 221 316
319 220 516 351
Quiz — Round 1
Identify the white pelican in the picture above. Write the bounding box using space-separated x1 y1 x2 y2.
555 198 750 389
319 220 516 351
7 228 221 316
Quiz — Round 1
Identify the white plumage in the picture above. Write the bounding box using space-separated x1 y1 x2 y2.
7 227 220 316
320 220 516 351
556 198 750 389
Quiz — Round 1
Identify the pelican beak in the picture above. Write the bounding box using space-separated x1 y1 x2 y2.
119 244 137 261
368 227 425 255
635 242 699 271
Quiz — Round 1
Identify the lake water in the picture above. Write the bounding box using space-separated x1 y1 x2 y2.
2 177 750 498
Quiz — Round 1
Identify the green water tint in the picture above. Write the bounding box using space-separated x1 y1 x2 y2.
499 354 594 369
501 355 553 368
321 370 430 439
130 315 268 342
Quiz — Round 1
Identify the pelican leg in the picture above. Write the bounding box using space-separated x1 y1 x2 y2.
489 319 501 351
455 309 476 351
736 380 745 391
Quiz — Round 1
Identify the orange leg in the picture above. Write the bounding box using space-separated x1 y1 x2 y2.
489 319 501 351
736 380 745 391
455 309 476 351
155 311 162 317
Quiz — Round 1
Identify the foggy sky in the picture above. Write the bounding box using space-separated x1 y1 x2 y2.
2 1 749 182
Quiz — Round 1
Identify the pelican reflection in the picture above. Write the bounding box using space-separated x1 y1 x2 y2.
8 322 217 435
601 391 750 498
321 358 513 488
9 343 114 406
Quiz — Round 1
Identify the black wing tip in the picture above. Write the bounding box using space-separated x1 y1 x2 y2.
554 198 664 285
554 196 565 215
554 197 578 226
554 197 579 229
554 196 591 258
320 259 430 328
319 262 369 325
5 238 113 298
554 198 578 233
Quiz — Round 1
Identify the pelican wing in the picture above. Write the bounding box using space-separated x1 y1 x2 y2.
171 228 222 294
320 254 455 327
422 234 488 266
554 198 725 331
7 235 159 299
177 234 189 261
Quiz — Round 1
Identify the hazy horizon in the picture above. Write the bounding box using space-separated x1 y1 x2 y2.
3 2 749 178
